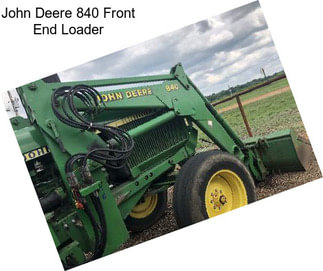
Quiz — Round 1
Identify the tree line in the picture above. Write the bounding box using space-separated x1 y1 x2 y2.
206 70 285 103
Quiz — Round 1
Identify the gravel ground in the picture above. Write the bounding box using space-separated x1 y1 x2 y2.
256 148 321 200
119 145 321 251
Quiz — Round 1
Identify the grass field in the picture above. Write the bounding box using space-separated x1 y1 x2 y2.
198 84 305 149
214 78 289 110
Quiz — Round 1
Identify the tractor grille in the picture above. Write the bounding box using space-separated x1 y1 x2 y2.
119 111 189 168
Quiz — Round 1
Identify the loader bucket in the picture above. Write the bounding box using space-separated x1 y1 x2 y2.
244 129 311 173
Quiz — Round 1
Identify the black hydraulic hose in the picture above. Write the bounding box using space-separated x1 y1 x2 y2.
90 194 107 260
62 194 107 269
52 85 134 173
83 201 101 258
40 191 63 213
51 85 118 267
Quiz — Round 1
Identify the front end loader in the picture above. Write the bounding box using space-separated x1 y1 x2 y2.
11 63 310 268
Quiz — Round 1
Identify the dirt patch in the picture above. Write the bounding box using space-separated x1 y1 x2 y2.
218 86 291 113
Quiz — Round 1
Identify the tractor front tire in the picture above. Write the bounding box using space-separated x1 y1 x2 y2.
173 150 256 228
125 190 167 232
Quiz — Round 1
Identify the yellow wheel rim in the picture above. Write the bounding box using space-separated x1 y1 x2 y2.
205 169 247 217
130 194 158 219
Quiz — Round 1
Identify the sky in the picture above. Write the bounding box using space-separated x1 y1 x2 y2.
59 1 283 96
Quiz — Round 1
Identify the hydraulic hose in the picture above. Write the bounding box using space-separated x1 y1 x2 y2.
40 190 63 213
63 193 107 269
90 194 107 259
52 85 134 177
51 85 116 267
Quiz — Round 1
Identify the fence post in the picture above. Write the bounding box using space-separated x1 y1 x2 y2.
236 96 253 137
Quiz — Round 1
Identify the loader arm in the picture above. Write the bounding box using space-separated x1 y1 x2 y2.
45 63 266 180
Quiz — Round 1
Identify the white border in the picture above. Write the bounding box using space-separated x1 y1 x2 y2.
0 1 322 270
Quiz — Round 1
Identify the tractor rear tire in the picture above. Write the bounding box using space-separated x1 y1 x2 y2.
125 190 167 232
173 150 256 228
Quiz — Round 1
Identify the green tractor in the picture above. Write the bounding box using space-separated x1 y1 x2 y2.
11 63 310 268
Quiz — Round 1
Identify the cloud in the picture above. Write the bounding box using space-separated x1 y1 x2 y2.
59 1 283 95
206 74 225 84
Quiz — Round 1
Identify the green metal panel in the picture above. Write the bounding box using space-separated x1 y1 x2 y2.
14 125 47 154
10 116 30 130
